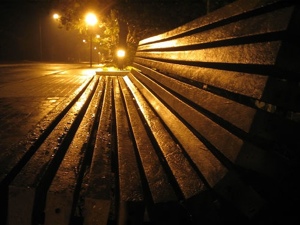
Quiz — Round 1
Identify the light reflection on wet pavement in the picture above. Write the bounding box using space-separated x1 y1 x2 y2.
0 64 95 153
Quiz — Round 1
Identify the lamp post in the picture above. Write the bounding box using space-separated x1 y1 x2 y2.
38 13 61 61
39 16 43 61
85 13 98 68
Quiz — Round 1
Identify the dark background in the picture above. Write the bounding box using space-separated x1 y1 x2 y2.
0 1 85 62
0 0 235 62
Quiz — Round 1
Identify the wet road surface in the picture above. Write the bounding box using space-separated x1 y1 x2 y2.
0 62 96 155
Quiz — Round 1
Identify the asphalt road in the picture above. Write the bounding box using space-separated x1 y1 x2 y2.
0 62 97 154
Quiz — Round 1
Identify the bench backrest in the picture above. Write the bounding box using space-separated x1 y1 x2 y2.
129 0 299 219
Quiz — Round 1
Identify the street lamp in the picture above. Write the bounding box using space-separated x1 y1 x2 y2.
85 13 98 68
53 13 60 20
38 13 62 61
116 49 126 70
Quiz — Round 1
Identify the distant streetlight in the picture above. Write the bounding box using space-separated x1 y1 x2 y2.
116 49 126 70
85 13 98 68
53 13 60 20
117 49 125 58
98 52 101 64
39 13 62 61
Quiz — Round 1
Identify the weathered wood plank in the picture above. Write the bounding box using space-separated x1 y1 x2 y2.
120 76 177 203
83 77 114 225
133 59 268 100
139 0 292 45
113 77 145 224
138 6 294 51
131 66 257 133
125 73 206 199
136 42 282 65
43 76 103 225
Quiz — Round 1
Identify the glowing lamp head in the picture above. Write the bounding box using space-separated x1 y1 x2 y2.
53 13 60 20
117 49 125 58
85 13 98 26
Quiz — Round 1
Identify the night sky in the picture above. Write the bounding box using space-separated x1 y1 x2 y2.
0 0 208 63
0 0 81 62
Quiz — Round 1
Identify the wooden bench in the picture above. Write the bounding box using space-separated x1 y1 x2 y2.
2 0 299 224
127 0 299 223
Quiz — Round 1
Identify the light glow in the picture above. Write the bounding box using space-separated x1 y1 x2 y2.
85 13 98 26
117 49 125 58
53 13 60 20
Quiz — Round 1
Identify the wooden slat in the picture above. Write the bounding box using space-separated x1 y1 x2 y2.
134 59 300 111
83 77 114 225
139 0 288 45
123 74 204 199
113 77 145 224
129 70 243 163
126 73 227 188
131 66 256 133
133 59 268 100
119 76 177 204
136 42 281 65
138 6 294 51
43 76 102 225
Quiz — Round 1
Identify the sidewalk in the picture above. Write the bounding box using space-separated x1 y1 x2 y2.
0 73 93 155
